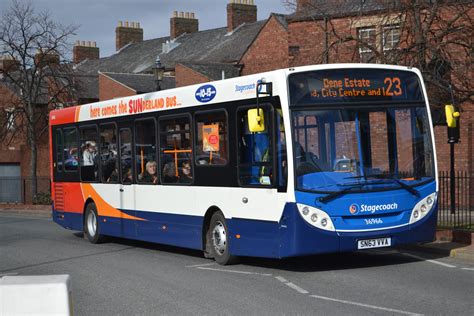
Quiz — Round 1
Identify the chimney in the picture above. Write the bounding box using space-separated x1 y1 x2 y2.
227 0 257 33
34 49 60 68
73 40 100 64
170 11 198 39
0 55 19 73
116 20 143 51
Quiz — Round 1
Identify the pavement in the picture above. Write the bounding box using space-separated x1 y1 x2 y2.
1 204 473 262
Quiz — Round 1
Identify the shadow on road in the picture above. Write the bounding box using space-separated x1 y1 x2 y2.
72 231 445 272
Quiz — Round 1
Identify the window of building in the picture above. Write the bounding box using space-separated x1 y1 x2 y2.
159 116 193 184
80 126 98 182
237 106 273 186
135 119 158 184
195 111 228 166
383 25 400 51
6 108 16 132
358 27 377 63
100 124 118 183
63 127 79 172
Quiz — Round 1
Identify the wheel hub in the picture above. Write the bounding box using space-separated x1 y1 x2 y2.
87 211 97 237
212 221 226 254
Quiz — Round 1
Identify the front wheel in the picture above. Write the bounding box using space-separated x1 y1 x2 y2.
207 211 237 265
84 202 103 244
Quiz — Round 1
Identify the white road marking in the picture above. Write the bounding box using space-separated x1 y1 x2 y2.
186 262 216 268
0 273 18 277
461 267 474 271
401 252 457 268
310 294 423 316
285 282 309 294
196 267 272 276
275 276 309 294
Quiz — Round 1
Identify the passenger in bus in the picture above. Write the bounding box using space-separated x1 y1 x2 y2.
179 161 193 183
163 162 178 183
139 161 158 184
107 168 119 182
123 169 133 183
83 141 97 166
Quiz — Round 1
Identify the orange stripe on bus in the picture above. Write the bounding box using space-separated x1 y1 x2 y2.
80 183 145 221
75 106 81 122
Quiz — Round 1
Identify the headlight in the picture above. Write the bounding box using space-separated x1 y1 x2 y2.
297 204 335 231
409 193 437 224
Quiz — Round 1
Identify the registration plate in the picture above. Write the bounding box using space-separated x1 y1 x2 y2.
357 237 391 249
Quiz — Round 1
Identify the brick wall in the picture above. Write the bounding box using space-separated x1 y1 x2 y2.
175 64 211 88
170 13 198 39
227 2 257 33
99 73 136 101
240 16 289 75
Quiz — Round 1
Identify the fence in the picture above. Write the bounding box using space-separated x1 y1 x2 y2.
0 177 51 204
438 171 473 230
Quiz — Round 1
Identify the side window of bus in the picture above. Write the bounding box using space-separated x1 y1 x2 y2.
54 129 63 173
63 127 79 173
159 116 193 185
135 119 158 184
237 106 273 186
195 111 228 166
100 124 118 183
80 126 99 182
276 109 287 190
120 128 133 184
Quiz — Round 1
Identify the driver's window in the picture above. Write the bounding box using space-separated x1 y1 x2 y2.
237 106 273 186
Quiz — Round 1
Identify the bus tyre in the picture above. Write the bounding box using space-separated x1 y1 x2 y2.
208 211 237 265
84 202 103 244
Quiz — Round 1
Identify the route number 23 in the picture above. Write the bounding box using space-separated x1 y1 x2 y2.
384 77 402 96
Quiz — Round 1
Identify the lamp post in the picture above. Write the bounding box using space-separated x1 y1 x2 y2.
153 56 165 91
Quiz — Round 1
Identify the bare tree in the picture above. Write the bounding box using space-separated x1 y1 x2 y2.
0 0 78 200
284 0 473 115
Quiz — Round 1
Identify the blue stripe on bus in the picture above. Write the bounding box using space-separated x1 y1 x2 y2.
52 198 438 259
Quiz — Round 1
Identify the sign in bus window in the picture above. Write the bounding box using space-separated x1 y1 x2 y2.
195 111 228 166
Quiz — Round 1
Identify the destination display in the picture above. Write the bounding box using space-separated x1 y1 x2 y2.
289 69 424 106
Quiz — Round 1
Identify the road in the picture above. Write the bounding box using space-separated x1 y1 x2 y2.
1 213 473 315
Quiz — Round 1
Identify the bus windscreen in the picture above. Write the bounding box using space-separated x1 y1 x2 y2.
289 69 424 106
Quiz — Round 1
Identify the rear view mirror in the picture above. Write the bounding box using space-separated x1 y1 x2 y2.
247 109 265 132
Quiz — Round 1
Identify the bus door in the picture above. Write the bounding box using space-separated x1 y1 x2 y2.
118 124 137 237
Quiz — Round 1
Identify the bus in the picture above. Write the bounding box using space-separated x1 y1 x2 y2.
50 64 437 265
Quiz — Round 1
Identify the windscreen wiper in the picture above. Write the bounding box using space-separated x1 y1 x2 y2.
345 173 420 197
318 183 367 203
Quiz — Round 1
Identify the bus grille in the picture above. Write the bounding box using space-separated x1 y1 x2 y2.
54 183 65 210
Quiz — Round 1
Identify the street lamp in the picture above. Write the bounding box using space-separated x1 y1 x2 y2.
153 56 165 91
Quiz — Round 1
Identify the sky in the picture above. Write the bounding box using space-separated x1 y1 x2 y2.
0 0 294 58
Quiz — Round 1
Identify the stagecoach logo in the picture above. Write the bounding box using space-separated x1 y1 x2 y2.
349 203 360 215
195 84 217 103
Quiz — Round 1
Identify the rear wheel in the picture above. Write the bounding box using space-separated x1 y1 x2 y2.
84 202 103 244
207 211 237 265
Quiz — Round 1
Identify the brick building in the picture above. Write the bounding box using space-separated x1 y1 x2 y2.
1 0 472 204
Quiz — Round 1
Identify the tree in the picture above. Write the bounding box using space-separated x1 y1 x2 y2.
0 0 78 200
284 0 473 117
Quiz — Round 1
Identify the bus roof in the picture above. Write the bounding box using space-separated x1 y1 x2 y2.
49 64 419 126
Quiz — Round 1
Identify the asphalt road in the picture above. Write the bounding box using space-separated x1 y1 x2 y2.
1 213 473 315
